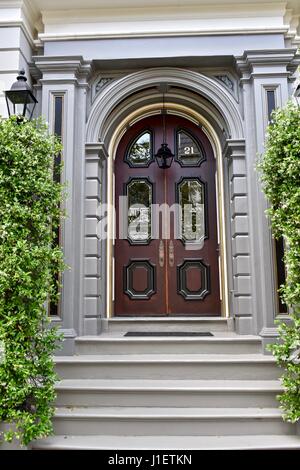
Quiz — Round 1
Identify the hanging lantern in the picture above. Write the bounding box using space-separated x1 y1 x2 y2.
5 69 37 120
155 89 173 169
155 143 174 169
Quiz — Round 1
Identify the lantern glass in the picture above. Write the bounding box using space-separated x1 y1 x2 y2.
4 70 37 120
155 143 174 169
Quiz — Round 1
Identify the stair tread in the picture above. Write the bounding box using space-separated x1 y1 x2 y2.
54 406 284 418
76 335 261 343
32 434 300 450
56 379 282 391
55 353 275 363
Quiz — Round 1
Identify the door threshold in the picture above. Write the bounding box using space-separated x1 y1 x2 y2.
109 316 225 321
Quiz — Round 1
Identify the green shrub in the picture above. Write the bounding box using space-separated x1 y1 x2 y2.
0 116 65 445
258 101 300 422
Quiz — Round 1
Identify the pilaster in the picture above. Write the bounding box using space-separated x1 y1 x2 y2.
84 142 108 335
224 139 253 334
33 55 93 352
235 48 300 344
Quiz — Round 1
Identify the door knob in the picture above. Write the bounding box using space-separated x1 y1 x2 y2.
169 240 174 267
159 239 164 267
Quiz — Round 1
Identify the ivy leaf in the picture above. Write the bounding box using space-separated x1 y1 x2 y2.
0 116 65 446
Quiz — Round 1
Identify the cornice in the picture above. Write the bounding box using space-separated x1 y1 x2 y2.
0 20 35 46
2 1 299 45
235 48 300 79
238 48 299 65
0 0 40 46
32 55 93 80
37 28 290 43
31 1 299 43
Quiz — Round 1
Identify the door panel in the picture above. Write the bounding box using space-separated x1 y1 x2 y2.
115 118 165 315
115 115 220 316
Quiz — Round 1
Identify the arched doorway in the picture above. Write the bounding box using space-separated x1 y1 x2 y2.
114 114 220 316
85 67 246 323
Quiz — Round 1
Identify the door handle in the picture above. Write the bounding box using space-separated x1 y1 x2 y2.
159 239 164 267
169 240 174 267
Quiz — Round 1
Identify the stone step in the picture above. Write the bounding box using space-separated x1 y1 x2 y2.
75 335 262 355
51 407 295 436
55 354 279 380
31 434 300 450
105 317 231 332
55 379 281 408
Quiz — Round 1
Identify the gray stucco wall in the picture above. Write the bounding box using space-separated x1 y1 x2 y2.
1 27 298 351
44 34 285 60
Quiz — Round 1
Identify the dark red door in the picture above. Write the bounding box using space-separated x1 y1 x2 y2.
115 115 220 316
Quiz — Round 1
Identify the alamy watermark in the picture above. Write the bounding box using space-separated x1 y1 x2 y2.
96 197 205 251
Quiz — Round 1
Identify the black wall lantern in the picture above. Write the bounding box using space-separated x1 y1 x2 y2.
155 89 174 169
5 69 38 120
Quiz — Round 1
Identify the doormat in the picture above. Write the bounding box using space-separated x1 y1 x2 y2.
124 331 214 337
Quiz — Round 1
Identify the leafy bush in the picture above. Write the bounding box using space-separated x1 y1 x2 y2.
270 316 300 422
258 101 300 422
0 116 65 445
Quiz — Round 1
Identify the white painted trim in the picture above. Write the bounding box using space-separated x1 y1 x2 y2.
38 28 289 42
35 1 298 42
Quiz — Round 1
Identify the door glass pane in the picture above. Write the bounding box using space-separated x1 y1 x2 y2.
127 179 152 243
176 130 205 166
126 131 152 166
178 178 205 244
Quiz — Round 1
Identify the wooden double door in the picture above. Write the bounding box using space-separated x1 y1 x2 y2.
115 115 220 316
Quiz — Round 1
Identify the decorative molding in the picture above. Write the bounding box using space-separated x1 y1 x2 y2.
95 77 114 94
223 139 246 159
86 67 244 143
85 142 108 160
0 0 40 46
32 55 93 85
124 259 156 300
34 1 299 42
37 28 291 43
92 73 123 100
215 74 234 92
235 49 300 81
177 259 210 300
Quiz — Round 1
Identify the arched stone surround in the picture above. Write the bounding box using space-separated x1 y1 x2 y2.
86 68 244 143
84 67 250 335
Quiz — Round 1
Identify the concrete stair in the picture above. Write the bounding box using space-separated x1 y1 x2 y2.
54 354 280 380
32 434 300 450
75 335 262 355
55 379 281 408
52 407 294 436
32 318 300 450
103 317 230 332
